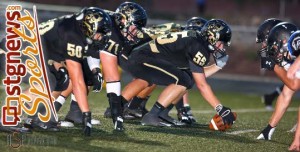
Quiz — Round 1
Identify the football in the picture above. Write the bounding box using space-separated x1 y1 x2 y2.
209 112 237 131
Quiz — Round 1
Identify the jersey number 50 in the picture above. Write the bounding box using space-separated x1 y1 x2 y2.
67 43 82 58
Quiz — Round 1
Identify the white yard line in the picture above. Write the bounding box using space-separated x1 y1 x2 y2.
226 129 259 135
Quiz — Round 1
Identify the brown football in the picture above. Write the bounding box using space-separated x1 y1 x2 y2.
209 112 237 131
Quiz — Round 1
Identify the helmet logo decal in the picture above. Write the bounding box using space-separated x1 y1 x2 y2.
123 6 137 16
86 13 103 24
84 13 103 36
292 36 300 51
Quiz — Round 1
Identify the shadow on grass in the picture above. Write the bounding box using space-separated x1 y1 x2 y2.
36 127 165 150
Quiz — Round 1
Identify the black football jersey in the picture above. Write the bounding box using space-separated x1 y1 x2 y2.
132 30 210 69
39 14 88 62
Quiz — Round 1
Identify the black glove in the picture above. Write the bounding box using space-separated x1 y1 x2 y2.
55 67 69 91
261 57 276 71
215 104 235 125
82 112 92 136
92 68 103 92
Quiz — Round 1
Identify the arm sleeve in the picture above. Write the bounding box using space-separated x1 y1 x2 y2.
189 61 204 73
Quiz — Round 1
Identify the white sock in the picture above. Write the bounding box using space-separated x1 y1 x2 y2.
56 95 66 105
106 81 121 96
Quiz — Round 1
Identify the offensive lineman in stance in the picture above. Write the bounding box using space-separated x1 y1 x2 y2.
123 19 236 127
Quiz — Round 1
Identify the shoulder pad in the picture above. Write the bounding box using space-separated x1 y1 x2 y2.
142 28 168 39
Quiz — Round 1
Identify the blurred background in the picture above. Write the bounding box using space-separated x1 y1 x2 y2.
1 0 300 95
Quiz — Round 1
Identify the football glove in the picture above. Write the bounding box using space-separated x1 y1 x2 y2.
215 104 235 125
214 55 229 69
55 67 69 91
92 68 103 92
261 57 275 71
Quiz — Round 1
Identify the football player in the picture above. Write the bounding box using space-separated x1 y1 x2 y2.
286 31 300 151
257 22 298 140
98 2 148 131
63 2 161 129
122 19 236 127
119 17 208 125
120 16 229 126
256 18 284 111
24 7 112 136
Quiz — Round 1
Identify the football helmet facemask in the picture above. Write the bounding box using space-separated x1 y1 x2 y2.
256 18 282 57
266 22 298 66
201 19 231 59
116 2 147 44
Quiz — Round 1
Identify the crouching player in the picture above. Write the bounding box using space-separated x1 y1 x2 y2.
123 19 236 127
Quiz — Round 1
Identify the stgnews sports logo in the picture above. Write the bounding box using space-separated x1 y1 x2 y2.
1 5 57 126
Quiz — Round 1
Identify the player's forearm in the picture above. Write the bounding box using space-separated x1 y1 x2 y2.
72 79 89 112
274 65 300 90
196 83 220 108
203 64 220 77
269 86 294 126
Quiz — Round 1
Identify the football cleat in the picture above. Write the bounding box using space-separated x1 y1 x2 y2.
60 119 100 128
0 123 31 133
185 106 197 123
105 107 136 120
24 117 60 132
141 113 173 127
159 114 186 126
177 108 192 124
65 109 101 125
124 107 143 118
60 121 75 128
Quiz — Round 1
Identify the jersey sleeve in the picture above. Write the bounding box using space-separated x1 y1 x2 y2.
187 38 210 67
189 61 204 73
149 23 183 32
142 28 169 40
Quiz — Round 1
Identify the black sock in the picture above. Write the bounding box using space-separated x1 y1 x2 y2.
128 96 143 109
121 96 129 108
270 85 284 97
70 100 80 112
54 95 66 112
140 96 150 109
149 101 165 116
175 98 184 111
160 104 174 116
54 102 62 113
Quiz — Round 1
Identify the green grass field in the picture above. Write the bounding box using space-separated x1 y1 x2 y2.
0 87 299 152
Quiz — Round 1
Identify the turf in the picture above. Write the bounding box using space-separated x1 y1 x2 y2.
0 87 298 152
